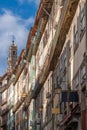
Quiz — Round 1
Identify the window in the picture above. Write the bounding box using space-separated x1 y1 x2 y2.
63 51 67 68
52 0 58 19
53 73 57 89
80 66 86 85
49 17 53 31
81 87 86 110
2 79 7 86
13 51 16 56
67 40 71 61
74 22 79 53
74 74 79 90
75 76 79 88
46 103 52 121
43 30 48 48
80 5 86 40
59 59 62 72
2 90 7 102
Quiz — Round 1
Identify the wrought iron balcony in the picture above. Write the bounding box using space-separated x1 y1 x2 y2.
50 0 80 70
33 0 54 55
39 0 80 86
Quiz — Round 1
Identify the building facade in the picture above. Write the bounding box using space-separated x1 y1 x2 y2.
0 0 87 130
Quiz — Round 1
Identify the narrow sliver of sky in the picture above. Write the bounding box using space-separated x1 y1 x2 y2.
0 0 40 76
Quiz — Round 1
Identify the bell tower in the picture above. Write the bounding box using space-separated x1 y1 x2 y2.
7 40 17 72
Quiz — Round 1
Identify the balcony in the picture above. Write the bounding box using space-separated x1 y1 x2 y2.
32 77 41 98
50 0 80 69
33 0 54 55
40 0 80 85
13 97 25 113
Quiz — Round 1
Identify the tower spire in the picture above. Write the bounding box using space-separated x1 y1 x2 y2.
7 39 17 73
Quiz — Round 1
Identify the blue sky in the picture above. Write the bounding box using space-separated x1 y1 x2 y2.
0 0 40 76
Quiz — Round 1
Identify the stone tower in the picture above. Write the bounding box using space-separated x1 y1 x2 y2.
7 40 17 72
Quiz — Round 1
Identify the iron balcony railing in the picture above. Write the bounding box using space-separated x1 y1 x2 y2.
33 0 54 55
41 0 80 84
32 0 80 99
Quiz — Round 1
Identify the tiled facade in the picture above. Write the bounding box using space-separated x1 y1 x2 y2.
0 0 87 130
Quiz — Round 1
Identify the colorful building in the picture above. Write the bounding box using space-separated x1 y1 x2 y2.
0 0 87 130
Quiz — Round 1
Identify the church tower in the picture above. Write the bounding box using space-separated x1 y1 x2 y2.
7 40 17 72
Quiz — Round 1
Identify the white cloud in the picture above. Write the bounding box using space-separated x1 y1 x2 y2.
0 9 34 75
